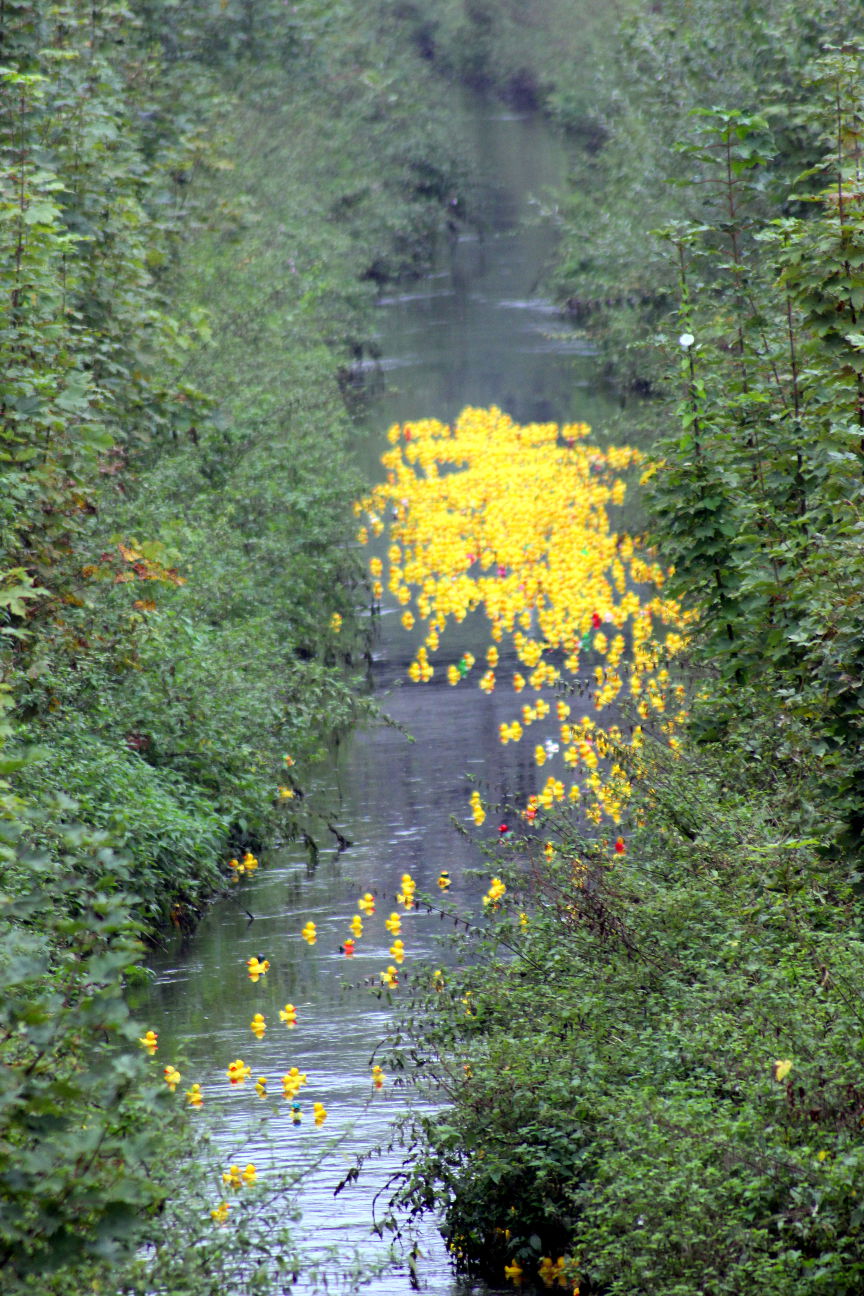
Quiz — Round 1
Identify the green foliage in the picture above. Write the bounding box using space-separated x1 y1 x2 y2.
339 7 864 1294
539 0 862 389
388 743 864 1294
646 49 864 860
0 0 474 1287
0 789 316 1296
0 0 471 932
14 727 229 927
422 2 864 854
387 0 626 129
0 818 170 1281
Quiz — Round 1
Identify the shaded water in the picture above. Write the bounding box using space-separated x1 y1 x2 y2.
142 98 621 1293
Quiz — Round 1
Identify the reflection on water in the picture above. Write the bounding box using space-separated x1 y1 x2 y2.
353 98 620 456
142 97 620 1294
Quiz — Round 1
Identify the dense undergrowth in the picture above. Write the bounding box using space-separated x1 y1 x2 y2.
391 749 864 1295
357 2 864 1293
0 1 470 1288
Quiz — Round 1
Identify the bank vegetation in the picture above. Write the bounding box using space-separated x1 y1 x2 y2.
376 3 864 1294
0 2 468 1289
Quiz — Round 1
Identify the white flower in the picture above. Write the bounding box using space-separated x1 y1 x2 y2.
678 332 695 349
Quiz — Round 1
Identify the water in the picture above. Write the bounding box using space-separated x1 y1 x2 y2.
141 96 621 1293
355 105 617 450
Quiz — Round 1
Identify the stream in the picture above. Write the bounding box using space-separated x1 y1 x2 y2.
141 95 621 1294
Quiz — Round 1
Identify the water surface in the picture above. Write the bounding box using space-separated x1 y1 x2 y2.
143 96 620 1294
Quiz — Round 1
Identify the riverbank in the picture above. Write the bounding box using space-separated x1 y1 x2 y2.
365 5 864 1293
0 4 473 1289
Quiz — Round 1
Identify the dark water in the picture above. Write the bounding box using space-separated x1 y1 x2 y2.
142 99 620 1293
356 109 616 443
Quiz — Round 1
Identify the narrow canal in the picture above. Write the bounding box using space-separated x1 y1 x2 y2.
142 95 621 1293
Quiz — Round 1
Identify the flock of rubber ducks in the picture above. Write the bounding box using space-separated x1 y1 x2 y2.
355 408 693 826
138 867 471 1228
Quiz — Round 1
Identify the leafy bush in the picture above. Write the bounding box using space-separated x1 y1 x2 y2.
14 730 229 927
388 740 864 1294
0 1 476 1287
1 0 471 935
0 819 172 1281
